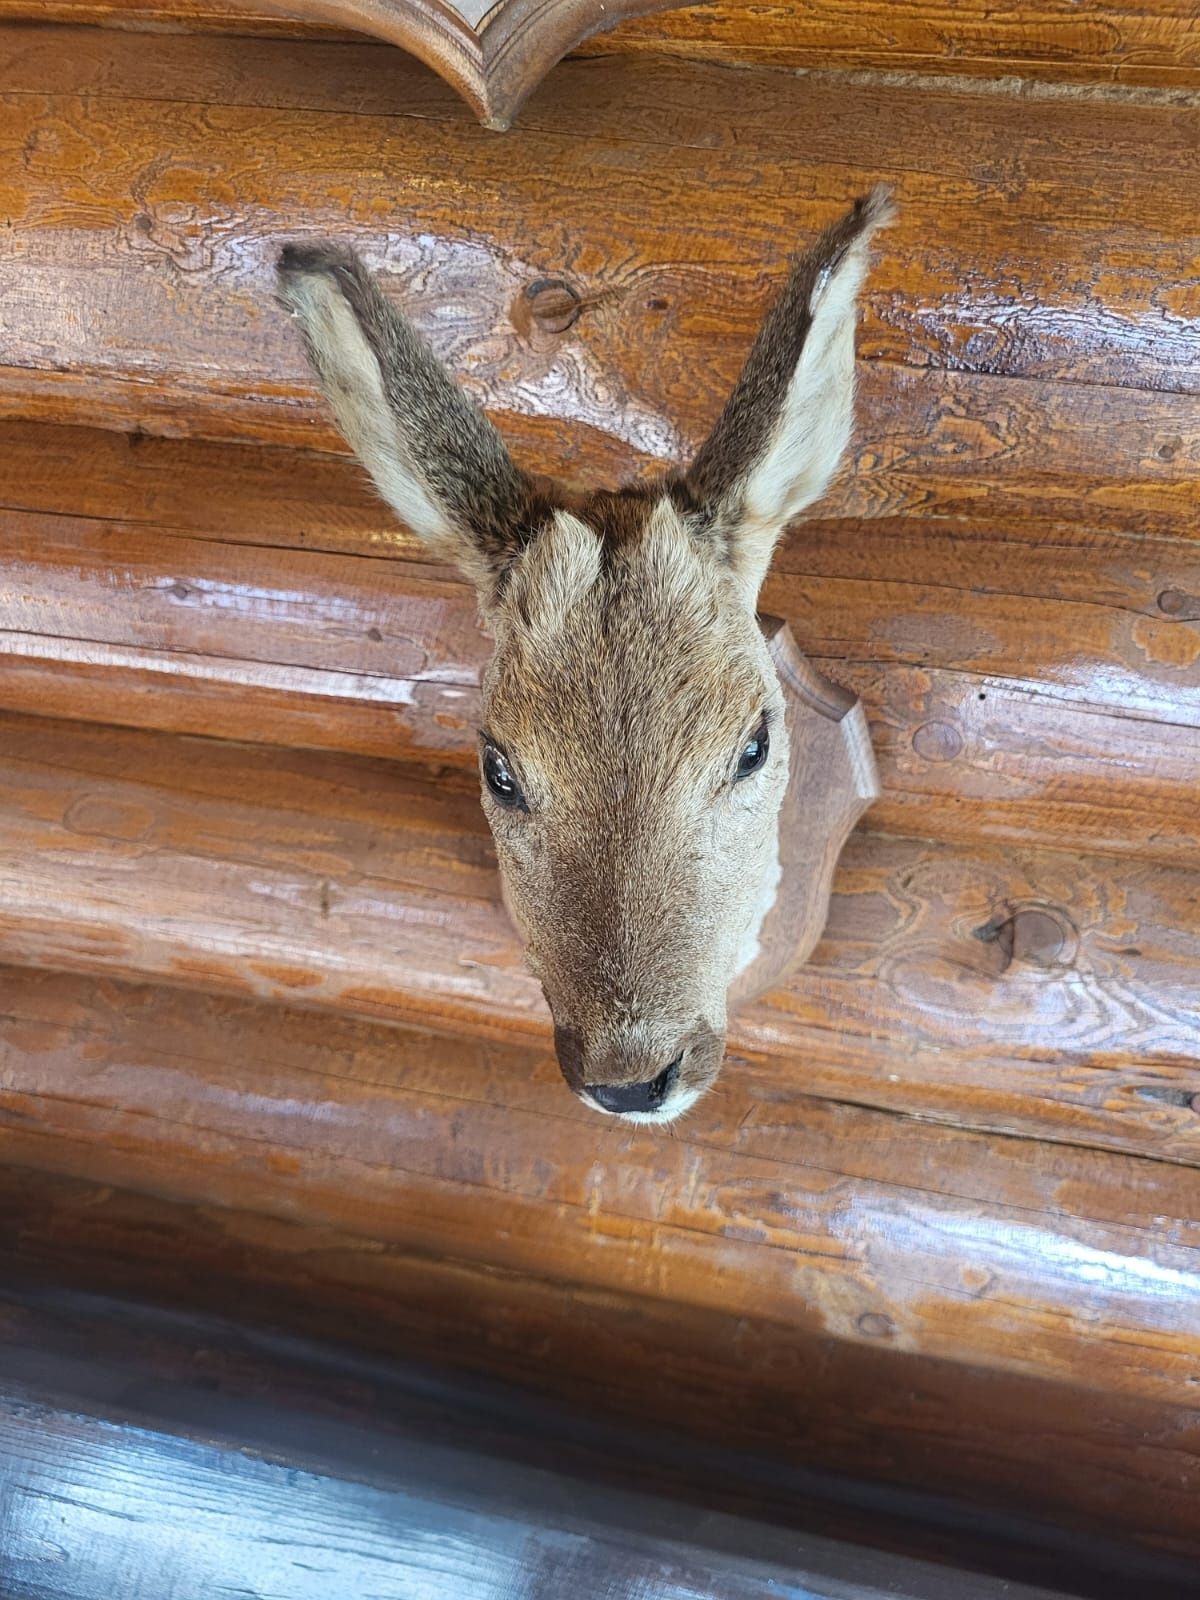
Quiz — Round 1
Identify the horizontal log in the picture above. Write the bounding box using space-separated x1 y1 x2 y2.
4 1175 1199 1588
1 967 1199 1574
0 31 1197 531
3 1397 875 1600
3 0 1197 89
2 495 1198 863
0 421 392 554
7 1294 1185 1600
4 1329 1100 1600
0 709 1196 1161
587 0 1200 88
0 0 353 33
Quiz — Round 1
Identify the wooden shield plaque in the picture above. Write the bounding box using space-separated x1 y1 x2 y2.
243 0 689 127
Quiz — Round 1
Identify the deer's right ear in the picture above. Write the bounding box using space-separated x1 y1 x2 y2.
277 244 542 603
684 187 893 601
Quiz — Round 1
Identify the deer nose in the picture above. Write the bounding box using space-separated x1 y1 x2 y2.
586 1054 682 1116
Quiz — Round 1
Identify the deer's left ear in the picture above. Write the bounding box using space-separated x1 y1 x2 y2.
277 244 548 606
684 187 893 599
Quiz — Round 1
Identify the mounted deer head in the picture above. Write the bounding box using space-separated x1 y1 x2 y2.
278 188 891 1123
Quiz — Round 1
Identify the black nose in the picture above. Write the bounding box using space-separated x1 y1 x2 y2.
586 1055 682 1116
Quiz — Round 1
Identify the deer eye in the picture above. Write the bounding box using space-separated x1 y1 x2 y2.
735 720 770 782
482 742 527 811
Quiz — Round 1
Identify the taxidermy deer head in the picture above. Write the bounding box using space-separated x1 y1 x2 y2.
278 188 890 1123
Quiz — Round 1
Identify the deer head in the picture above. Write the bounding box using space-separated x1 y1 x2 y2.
278 189 890 1122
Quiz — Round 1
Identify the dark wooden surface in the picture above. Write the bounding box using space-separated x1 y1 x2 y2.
3 0 1198 87
1 711 1198 1161
2 1286 1175 1600
5 1394 995 1600
0 1162 1198 1588
0 29 1197 532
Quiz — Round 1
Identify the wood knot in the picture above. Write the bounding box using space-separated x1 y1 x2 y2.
1157 588 1200 620
973 903 1077 972
522 278 582 334
912 720 962 762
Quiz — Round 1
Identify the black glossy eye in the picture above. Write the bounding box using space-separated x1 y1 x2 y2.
482 743 526 810
735 720 770 782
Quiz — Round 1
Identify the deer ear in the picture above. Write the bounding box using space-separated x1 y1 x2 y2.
684 187 893 598
277 244 545 603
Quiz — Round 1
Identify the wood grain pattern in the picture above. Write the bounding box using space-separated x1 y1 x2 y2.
0 0 704 127
3 0 1197 88
585 0 1200 87
0 0 354 33
0 709 1196 1162
1 976 1198 1576
0 31 1197 531
3 492 1197 864
0 1407 1080 1600
1 1292 1170 1600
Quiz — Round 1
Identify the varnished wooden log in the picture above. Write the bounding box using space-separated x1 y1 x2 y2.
586 0 1200 88
1 1314 1103 1600
0 710 1196 1160
3 1294 1183 1600
0 32 1196 528
2 0 1197 89
0 971 1198 1573
3 483 1197 864
4 964 1198 1375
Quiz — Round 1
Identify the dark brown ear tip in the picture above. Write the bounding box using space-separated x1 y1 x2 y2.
276 241 363 286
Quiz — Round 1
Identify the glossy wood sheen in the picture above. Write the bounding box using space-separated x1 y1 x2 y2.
0 0 704 128
4 0 1198 88
0 30 1197 533
0 977 1198 1576
588 0 1200 87
0 1289 1178 1600
1 18 1199 1578
0 1413 1078 1600
2 480 1197 866
0 710 1197 1163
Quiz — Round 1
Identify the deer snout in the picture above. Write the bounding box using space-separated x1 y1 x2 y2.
553 1023 724 1122
588 1053 682 1116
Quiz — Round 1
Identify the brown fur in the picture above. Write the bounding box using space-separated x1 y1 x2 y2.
277 190 891 1121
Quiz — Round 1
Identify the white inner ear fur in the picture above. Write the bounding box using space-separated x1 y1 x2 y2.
284 269 459 556
732 233 874 597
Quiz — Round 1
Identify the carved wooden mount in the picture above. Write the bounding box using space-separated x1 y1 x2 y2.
244 0 688 127
730 616 879 1008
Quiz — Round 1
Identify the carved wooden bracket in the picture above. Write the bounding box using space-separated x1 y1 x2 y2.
248 0 688 127
729 617 880 1009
